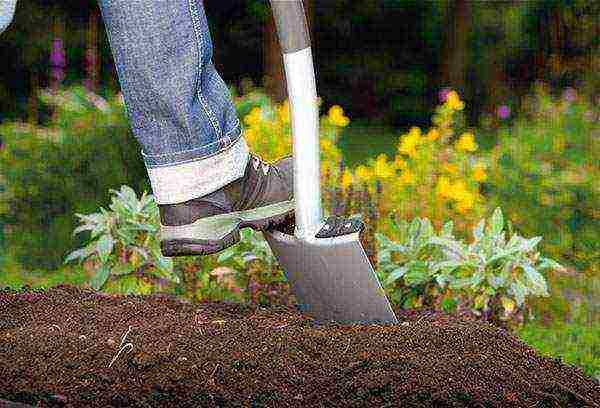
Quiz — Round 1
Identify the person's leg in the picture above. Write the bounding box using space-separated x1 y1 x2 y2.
98 0 294 256
98 0 248 205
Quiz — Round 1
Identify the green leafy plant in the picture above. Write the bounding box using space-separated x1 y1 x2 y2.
487 85 599 274
376 216 455 309
0 85 148 270
377 208 564 327
64 185 178 293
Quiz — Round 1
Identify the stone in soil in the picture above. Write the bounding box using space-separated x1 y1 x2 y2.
0 285 598 407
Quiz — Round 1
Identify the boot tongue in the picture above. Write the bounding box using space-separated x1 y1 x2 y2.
222 155 269 210
201 189 233 212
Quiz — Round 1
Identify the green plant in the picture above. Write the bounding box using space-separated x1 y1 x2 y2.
64 185 178 293
376 216 454 309
377 208 564 327
0 85 149 270
487 85 599 274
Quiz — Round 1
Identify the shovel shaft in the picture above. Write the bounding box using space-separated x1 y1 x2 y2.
270 1 322 239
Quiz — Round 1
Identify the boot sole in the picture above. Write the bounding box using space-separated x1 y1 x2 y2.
160 200 294 257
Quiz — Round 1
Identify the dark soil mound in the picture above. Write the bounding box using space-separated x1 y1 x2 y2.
0 285 598 408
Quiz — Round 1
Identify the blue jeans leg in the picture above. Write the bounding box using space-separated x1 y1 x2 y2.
98 0 249 204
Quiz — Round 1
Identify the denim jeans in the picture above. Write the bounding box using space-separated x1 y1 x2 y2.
98 0 249 204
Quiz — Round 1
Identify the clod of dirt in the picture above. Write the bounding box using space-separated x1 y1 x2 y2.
0 285 598 407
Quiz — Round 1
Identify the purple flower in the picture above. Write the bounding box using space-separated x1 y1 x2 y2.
51 67 65 83
497 105 511 119
438 87 452 103
562 87 577 103
50 38 66 67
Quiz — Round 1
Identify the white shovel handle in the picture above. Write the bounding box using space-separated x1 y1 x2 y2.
270 0 322 239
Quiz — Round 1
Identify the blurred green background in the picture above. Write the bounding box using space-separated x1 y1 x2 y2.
0 0 598 379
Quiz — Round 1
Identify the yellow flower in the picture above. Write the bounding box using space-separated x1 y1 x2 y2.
436 176 452 199
398 127 421 157
244 128 256 144
244 107 262 127
328 105 350 127
426 128 440 141
456 194 475 213
373 154 395 179
277 101 290 124
341 169 354 189
394 156 407 170
355 165 372 183
400 169 414 185
446 91 465 111
449 179 469 201
455 132 478 152
320 138 334 153
472 163 487 182
443 163 459 174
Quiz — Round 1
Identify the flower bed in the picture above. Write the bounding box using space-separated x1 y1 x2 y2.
1 285 598 407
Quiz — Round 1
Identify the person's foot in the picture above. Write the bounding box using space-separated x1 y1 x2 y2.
159 153 294 257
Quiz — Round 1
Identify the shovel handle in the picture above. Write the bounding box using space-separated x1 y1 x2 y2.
269 0 322 238
270 1 310 53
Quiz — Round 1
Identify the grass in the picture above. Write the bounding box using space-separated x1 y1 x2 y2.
0 250 88 290
518 321 600 381
338 119 400 167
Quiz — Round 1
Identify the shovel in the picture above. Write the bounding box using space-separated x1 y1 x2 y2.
264 0 398 325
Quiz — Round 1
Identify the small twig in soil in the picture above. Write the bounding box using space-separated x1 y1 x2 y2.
342 342 350 356
208 363 220 386
108 325 134 368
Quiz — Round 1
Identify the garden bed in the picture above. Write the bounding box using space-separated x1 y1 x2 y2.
0 285 598 407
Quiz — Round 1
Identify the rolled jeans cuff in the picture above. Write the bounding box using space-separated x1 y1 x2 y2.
145 134 250 205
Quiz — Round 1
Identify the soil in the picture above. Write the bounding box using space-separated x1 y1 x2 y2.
0 285 598 408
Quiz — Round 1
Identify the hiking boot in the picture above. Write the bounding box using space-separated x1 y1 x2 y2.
159 153 294 257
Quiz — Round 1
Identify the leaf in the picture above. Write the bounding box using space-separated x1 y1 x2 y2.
474 294 488 310
111 263 135 276
115 229 136 246
72 223 94 237
490 207 504 236
487 274 505 289
242 252 259 264
217 247 237 264
421 218 434 240
96 234 115 263
385 266 408 285
519 236 543 253
64 247 90 264
538 257 565 272
130 246 149 261
442 221 454 237
523 265 548 296
441 297 458 313
129 222 158 233
501 296 516 314
473 218 485 240
511 280 526 306
449 277 473 289
90 265 111 290
430 260 463 274
470 271 485 288
435 274 449 287
408 218 421 241
429 236 466 260
403 261 430 286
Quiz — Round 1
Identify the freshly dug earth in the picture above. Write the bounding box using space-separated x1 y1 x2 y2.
0 285 598 408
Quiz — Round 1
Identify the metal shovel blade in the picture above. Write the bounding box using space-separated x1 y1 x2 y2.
264 227 398 325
